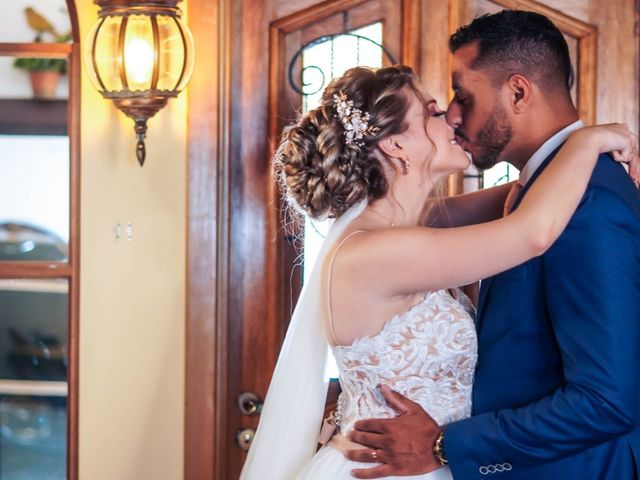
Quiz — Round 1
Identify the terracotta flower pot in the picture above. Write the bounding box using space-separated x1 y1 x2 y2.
29 70 60 100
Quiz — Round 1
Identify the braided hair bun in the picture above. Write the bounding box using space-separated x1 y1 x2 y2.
274 65 420 220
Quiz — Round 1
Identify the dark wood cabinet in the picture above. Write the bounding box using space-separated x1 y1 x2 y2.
0 99 68 136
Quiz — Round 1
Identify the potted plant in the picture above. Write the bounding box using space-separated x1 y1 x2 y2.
13 57 68 100
13 7 71 100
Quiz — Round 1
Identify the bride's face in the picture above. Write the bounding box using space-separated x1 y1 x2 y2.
401 86 470 181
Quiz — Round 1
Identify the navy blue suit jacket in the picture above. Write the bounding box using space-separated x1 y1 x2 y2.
444 151 640 479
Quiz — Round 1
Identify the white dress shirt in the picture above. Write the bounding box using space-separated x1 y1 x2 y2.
518 119 584 187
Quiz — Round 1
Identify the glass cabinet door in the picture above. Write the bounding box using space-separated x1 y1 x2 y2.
0 279 68 480
0 2 77 478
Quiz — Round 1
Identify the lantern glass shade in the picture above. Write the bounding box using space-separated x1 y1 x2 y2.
86 16 120 92
84 1 194 166
157 15 193 91
124 15 155 90
84 12 194 95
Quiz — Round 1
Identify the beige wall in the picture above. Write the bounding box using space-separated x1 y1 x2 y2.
77 3 186 479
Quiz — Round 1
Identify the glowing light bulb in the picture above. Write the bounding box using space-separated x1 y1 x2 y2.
124 38 154 85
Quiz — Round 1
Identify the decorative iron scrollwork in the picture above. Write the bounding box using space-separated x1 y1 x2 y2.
288 33 397 96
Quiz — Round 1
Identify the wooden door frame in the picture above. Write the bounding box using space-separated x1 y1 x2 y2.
184 0 233 478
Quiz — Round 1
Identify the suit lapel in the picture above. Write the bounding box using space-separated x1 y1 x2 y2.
510 145 563 213
476 146 563 330
475 277 493 329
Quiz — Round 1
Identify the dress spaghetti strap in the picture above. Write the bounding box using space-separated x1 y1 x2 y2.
326 230 367 346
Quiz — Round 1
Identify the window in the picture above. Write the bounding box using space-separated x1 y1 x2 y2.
463 162 519 194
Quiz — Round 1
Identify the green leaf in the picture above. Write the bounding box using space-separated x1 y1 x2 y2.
13 57 67 73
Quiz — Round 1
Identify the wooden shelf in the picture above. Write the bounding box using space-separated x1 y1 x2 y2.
0 380 67 397
0 98 68 136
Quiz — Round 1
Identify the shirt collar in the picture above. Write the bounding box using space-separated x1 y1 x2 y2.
518 119 584 186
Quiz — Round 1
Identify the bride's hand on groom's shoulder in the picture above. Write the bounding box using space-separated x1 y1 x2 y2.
574 123 640 187
344 385 443 479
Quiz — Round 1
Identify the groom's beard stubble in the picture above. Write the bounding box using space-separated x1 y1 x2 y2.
466 104 514 171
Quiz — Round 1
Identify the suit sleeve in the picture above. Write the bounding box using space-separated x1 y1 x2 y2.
443 186 640 478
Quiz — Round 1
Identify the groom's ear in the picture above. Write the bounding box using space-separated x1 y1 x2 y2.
377 135 404 159
506 74 532 114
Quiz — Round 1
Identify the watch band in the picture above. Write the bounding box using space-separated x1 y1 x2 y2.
433 431 448 466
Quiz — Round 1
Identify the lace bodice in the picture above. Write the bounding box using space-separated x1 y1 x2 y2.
331 289 478 432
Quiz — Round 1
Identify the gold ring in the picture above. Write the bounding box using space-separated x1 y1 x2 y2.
371 449 378 460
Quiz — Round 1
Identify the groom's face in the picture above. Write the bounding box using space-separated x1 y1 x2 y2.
446 43 513 170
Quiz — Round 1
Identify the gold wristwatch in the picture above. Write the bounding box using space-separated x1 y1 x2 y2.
433 431 448 466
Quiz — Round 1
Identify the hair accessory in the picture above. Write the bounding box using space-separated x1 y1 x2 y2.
333 91 380 146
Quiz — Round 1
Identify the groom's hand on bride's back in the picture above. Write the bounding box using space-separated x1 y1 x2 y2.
345 385 443 479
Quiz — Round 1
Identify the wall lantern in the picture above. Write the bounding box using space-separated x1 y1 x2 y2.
85 0 194 166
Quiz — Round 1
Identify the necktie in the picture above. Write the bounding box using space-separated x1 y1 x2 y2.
503 182 523 217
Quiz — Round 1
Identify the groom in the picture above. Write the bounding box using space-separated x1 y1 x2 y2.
345 10 640 479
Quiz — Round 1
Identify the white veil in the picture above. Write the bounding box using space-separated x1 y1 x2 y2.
240 200 367 480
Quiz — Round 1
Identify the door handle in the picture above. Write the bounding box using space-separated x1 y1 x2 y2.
237 392 263 416
236 427 255 451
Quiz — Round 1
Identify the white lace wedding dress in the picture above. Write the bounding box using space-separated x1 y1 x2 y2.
295 289 478 480
240 202 478 480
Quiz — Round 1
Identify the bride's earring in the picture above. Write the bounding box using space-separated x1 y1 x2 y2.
400 159 410 175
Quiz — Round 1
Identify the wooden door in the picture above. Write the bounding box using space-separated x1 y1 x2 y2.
185 0 639 478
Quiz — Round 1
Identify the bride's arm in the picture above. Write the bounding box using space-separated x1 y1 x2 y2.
427 139 640 229
425 182 513 228
352 124 637 297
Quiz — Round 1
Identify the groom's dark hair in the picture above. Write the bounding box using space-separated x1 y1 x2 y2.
449 10 573 94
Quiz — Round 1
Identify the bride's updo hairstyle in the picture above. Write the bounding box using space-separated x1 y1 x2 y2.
275 65 423 220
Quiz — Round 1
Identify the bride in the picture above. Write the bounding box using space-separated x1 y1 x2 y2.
240 65 638 479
